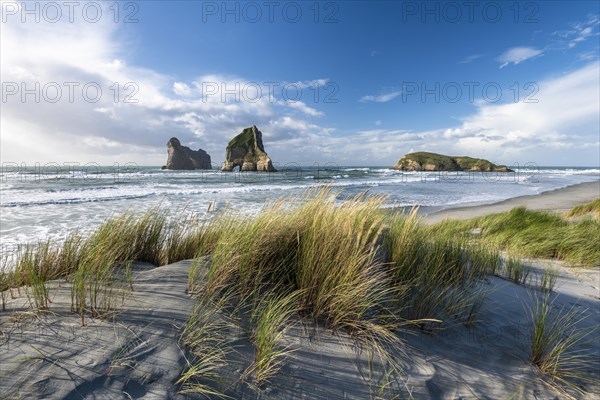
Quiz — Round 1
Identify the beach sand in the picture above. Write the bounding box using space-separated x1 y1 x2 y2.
1 183 599 399
423 180 600 224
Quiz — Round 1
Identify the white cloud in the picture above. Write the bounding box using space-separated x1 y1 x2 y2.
552 15 599 49
578 50 599 62
360 91 401 103
459 54 483 64
291 61 599 166
569 27 593 47
2 5 598 167
288 79 329 89
414 62 600 165
82 136 123 149
285 100 324 117
0 12 332 165
173 82 192 97
498 47 543 68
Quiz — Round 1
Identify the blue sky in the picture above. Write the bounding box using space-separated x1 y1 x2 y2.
1 1 599 166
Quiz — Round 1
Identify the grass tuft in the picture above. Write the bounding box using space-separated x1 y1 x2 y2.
385 210 492 326
430 206 600 267
539 267 559 294
178 297 232 397
245 290 300 385
198 189 404 386
503 256 530 285
528 292 597 395
566 198 600 221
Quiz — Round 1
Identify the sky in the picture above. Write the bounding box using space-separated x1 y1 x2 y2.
1 0 599 167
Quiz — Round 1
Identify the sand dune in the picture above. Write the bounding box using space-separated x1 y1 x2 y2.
2 184 599 399
1 256 598 399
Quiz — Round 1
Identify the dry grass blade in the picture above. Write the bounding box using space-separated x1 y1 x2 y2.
245 290 300 385
178 298 232 397
528 291 597 396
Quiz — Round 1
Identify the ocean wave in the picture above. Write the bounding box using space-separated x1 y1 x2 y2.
0 183 316 207
0 177 424 207
514 168 600 176
0 177 534 207
2 168 598 208
341 167 371 172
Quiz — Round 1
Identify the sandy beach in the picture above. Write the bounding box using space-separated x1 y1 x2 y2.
1 184 598 399
423 180 600 224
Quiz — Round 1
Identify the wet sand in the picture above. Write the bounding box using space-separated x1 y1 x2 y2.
423 180 600 224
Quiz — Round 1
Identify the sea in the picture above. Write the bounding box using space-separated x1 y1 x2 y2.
1 164 598 251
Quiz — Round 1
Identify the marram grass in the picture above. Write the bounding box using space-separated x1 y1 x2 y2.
528 291 597 397
1 189 597 395
245 290 301 385
429 205 600 267
203 190 403 370
191 190 496 390
565 198 600 220
178 297 232 398
385 210 498 327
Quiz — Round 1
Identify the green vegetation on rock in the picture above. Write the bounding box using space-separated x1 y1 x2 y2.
392 151 512 172
227 126 256 150
221 125 275 172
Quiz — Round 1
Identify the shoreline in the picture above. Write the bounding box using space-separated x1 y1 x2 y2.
421 180 600 224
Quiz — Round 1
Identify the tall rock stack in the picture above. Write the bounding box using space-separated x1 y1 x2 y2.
221 126 276 172
162 137 212 170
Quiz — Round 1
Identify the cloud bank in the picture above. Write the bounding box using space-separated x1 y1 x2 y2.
1 4 598 167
